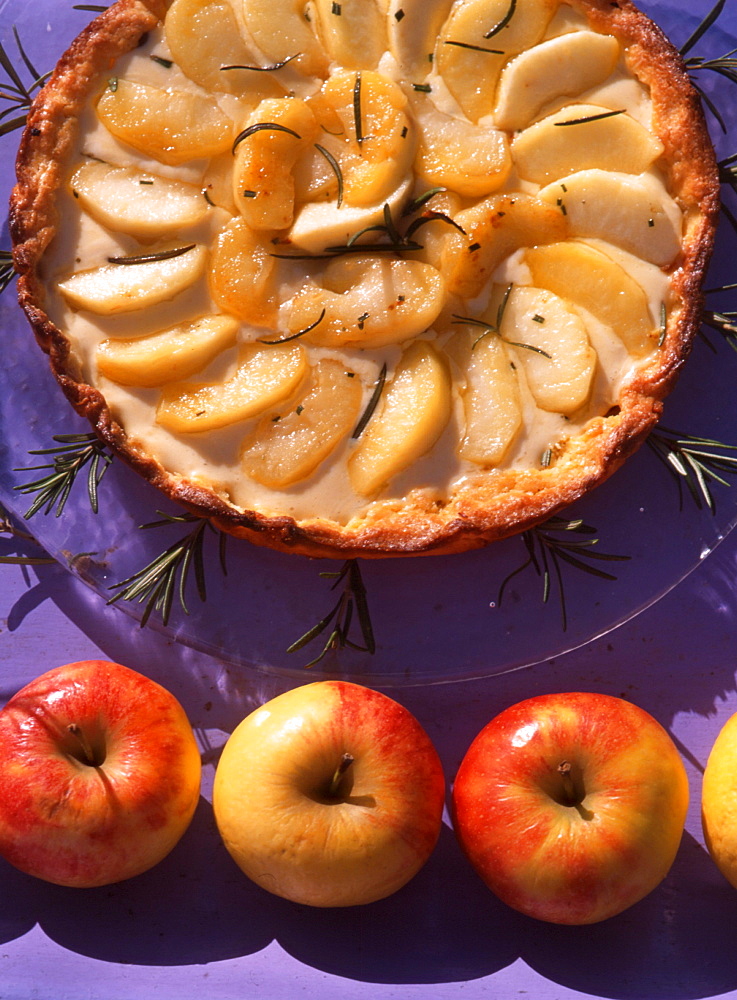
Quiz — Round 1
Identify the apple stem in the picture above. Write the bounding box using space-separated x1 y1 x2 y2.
328 752 355 798
557 760 577 806
67 723 99 767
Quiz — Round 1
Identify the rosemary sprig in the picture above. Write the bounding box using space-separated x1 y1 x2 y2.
107 243 196 265
14 433 114 519
353 71 364 145
314 143 344 207
286 559 375 668
220 53 299 72
680 0 726 57
258 308 326 344
701 306 737 352
0 249 16 294
0 503 54 565
452 313 552 357
107 512 227 627
497 517 629 632
647 426 737 512
443 40 504 55
485 0 516 39
0 27 53 137
352 362 387 438
719 152 737 198
232 121 302 154
681 0 734 130
554 109 626 127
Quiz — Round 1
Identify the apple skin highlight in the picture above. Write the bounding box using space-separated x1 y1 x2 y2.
213 680 445 907
452 692 689 925
0 660 202 888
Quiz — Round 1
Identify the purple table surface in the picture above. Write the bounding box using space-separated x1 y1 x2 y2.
2 0 737 997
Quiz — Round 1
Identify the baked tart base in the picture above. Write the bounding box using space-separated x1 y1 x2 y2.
11 0 720 558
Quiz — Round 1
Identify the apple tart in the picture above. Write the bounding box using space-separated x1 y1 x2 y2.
11 0 719 557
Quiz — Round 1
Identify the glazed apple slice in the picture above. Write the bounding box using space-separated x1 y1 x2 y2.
96 79 234 165
538 170 682 267
209 218 278 326
57 243 207 315
232 97 318 228
242 0 329 78
413 97 511 198
97 315 239 387
241 360 363 487
494 31 620 131
447 323 522 467
524 241 656 356
287 256 445 349
311 70 414 209
348 341 452 496
156 341 307 432
70 161 209 239
498 286 597 414
165 0 286 100
312 0 386 69
442 194 568 300
436 0 556 122
511 105 664 184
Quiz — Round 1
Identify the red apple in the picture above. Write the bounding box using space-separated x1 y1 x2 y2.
0 660 202 887
452 691 689 924
213 680 445 906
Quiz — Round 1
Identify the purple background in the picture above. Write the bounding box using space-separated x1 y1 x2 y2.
2 0 737 997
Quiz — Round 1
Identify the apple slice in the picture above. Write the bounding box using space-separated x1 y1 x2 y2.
232 97 318 228
311 0 386 69
524 241 656 356
288 177 412 253
209 217 278 326
511 105 665 184
538 170 682 267
242 0 329 78
96 79 234 165
413 97 511 198
57 243 207 315
348 341 452 496
442 193 568 300
499 286 597 414
310 70 414 209
493 31 620 131
387 0 453 78
70 161 209 239
436 0 555 122
156 341 307 432
97 315 239 387
446 323 522 466
241 359 363 486
287 256 445 349
165 0 285 100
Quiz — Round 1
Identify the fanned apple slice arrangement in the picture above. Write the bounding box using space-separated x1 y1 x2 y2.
13 0 718 556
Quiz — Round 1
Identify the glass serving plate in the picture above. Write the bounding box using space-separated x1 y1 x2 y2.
1 0 735 686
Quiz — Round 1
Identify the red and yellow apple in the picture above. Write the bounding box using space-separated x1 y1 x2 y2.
0 660 202 887
212 680 445 907
452 691 689 924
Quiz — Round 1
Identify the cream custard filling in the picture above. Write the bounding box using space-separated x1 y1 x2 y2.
41 2 684 525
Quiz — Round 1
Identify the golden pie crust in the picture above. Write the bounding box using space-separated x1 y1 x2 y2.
11 0 720 558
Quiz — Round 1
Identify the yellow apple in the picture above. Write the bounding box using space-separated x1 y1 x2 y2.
702 711 737 889
452 692 689 924
0 660 201 887
213 680 445 907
